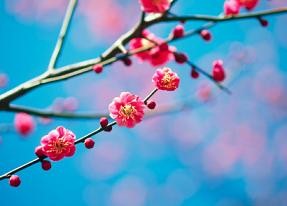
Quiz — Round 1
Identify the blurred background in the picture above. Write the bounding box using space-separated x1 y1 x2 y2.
1 0 287 205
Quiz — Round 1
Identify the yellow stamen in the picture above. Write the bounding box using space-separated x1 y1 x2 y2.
141 38 155 49
161 72 174 88
120 104 135 119
49 139 70 154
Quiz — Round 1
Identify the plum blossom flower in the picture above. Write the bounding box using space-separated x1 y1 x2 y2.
238 0 259 10
224 0 259 15
129 30 174 66
109 92 145 128
14 113 35 136
40 126 76 161
139 0 171 13
152 67 180 91
224 0 240 16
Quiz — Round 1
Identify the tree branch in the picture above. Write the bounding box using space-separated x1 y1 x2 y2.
0 7 286 112
47 0 78 72
162 7 287 22
7 104 107 119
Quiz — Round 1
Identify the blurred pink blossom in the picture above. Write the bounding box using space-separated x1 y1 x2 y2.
81 140 126 180
109 176 147 206
139 0 171 13
5 0 138 41
14 113 35 136
40 126 76 161
0 73 8 88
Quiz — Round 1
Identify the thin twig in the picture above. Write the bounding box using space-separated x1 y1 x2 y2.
186 61 232 95
170 0 179 9
47 0 78 71
144 89 158 104
162 7 287 22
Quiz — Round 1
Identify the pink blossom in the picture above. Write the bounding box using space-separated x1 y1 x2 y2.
14 113 35 136
152 67 180 91
239 0 259 10
130 37 152 61
139 0 171 13
224 0 240 16
40 126 76 161
149 46 173 66
51 97 78 112
197 84 212 102
129 30 174 66
0 73 8 88
62 97 78 112
224 0 259 15
109 92 145 128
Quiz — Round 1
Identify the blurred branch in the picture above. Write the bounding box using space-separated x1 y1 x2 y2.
7 104 107 119
47 0 78 72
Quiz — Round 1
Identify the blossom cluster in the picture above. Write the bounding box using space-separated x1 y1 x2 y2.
224 0 259 16
130 30 174 67
139 0 171 13
108 67 180 128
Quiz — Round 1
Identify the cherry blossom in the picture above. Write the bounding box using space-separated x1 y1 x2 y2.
224 0 240 16
109 92 145 128
239 0 259 10
129 30 174 66
40 126 76 161
14 113 35 136
139 0 171 13
152 67 180 91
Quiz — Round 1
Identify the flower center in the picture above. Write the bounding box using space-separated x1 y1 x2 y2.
141 38 155 49
152 0 161 4
162 72 172 86
240 0 252 4
52 139 69 154
120 104 135 119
